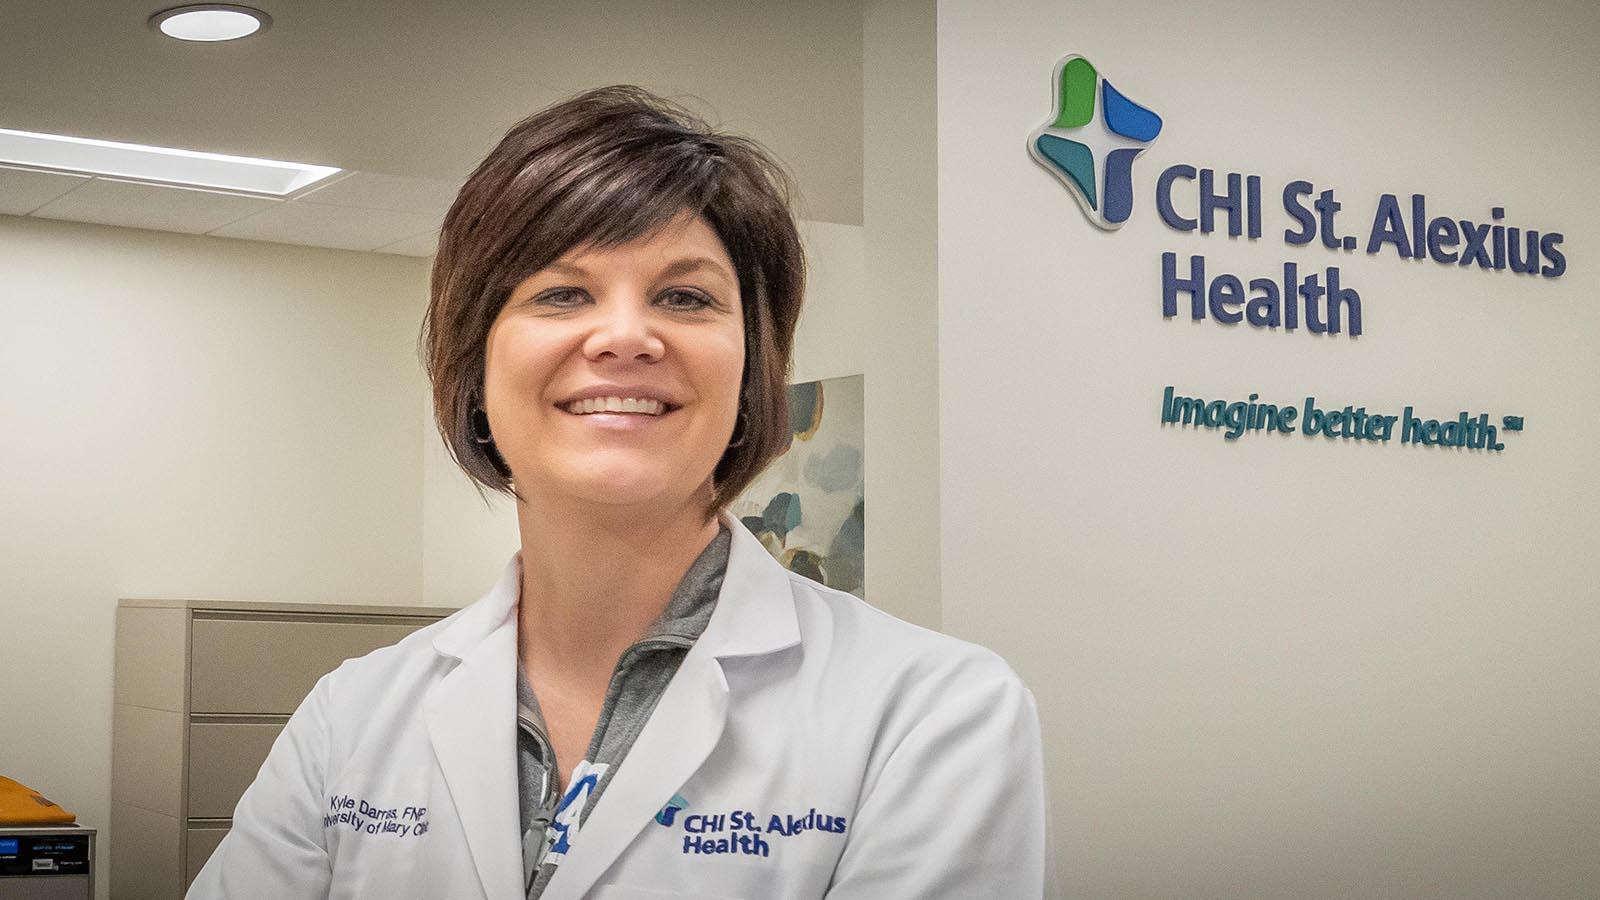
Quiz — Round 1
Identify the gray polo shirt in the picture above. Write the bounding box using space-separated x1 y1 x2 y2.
517 524 730 899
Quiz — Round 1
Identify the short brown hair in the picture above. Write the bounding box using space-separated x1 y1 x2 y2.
422 85 806 513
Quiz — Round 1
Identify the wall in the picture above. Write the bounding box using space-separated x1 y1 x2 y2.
0 216 430 899
861 0 942 630
934 1 1600 897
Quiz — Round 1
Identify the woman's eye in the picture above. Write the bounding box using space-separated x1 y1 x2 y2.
535 288 588 308
659 289 714 310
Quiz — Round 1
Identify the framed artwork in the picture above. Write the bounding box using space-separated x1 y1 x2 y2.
731 374 865 599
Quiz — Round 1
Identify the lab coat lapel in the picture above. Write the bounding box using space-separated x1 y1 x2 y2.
541 515 801 900
424 557 524 900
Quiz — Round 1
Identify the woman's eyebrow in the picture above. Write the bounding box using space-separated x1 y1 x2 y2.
539 261 589 279
657 256 735 284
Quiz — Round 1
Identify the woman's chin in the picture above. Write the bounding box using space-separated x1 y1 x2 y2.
552 466 686 510
508 452 717 512
572 482 672 508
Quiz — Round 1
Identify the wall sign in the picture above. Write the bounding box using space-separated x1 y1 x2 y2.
1029 54 1554 452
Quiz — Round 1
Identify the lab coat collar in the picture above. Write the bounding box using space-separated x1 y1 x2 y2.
697 509 802 659
423 554 523 900
430 553 523 662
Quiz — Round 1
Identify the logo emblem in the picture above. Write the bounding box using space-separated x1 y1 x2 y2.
655 793 689 827
1029 55 1162 229
545 761 608 862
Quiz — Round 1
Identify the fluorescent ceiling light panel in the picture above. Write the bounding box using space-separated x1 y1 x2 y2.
0 128 339 196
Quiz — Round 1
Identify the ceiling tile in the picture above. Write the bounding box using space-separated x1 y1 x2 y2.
0 164 90 215
294 171 462 219
373 229 441 258
29 177 278 234
210 202 442 252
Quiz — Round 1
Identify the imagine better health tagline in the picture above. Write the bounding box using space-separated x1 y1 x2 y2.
1160 386 1524 451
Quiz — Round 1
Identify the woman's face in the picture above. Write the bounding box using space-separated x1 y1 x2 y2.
483 212 745 511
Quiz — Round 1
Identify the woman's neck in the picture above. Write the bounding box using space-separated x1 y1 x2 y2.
513 484 722 690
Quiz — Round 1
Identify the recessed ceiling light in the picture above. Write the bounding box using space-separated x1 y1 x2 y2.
0 128 338 196
149 4 271 42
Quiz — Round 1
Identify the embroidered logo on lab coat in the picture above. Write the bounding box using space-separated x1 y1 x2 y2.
655 793 690 826
658 806 849 858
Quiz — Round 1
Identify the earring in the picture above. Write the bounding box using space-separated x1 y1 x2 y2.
470 406 494 444
727 408 748 449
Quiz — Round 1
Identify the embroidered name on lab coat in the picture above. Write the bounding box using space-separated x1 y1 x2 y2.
325 794 431 837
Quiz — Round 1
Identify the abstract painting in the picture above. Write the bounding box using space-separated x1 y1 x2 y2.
731 374 865 598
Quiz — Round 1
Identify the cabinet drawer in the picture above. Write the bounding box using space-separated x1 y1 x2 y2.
188 720 286 819
187 825 229 887
191 615 428 714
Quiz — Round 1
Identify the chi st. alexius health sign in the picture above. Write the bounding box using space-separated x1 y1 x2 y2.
1154 175 1566 338
1029 54 1560 451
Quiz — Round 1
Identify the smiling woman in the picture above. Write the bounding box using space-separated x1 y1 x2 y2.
425 86 803 514
187 86 1053 900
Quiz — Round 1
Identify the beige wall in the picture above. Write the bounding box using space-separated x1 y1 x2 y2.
861 0 941 630
0 216 430 900
419 394 520 608
934 1 1600 897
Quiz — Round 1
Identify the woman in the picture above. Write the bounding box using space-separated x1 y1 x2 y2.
190 86 1053 900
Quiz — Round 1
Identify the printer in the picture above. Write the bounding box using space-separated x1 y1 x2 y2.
0 776 95 900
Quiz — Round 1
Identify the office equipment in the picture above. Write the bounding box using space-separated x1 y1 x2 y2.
0 824 95 900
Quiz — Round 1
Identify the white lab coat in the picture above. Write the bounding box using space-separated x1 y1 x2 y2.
189 512 1055 900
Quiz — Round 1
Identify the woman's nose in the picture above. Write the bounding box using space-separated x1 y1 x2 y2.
581 297 665 363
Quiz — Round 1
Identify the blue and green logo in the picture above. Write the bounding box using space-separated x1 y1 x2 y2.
655 793 689 827
1028 55 1162 230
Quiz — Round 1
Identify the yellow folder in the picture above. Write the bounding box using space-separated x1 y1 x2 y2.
0 775 77 826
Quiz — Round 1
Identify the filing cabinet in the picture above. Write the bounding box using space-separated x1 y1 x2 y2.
111 598 453 899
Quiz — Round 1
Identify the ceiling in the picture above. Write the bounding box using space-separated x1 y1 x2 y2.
0 0 864 255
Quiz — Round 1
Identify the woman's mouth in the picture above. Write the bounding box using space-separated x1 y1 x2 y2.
561 396 669 416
